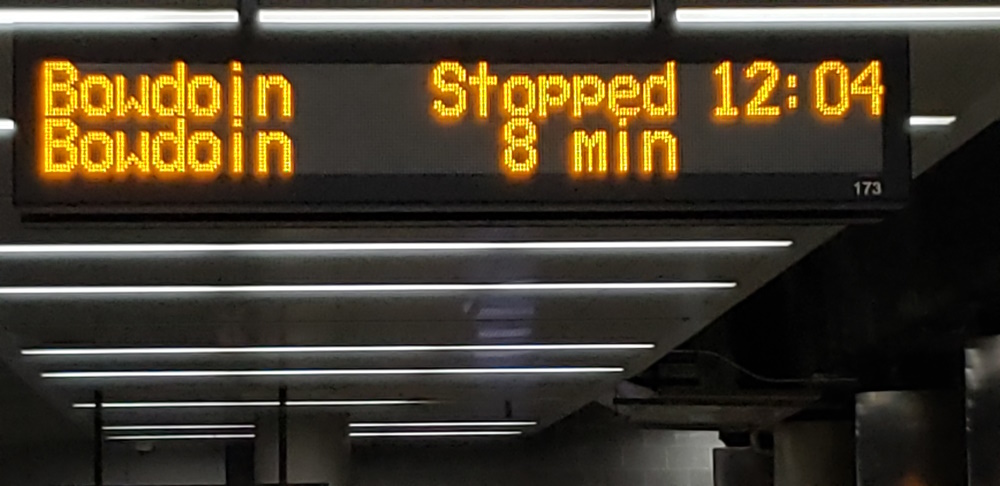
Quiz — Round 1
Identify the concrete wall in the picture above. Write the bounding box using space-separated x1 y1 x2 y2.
0 441 226 485
353 407 721 486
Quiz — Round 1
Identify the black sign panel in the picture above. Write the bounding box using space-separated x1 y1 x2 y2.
12 33 910 218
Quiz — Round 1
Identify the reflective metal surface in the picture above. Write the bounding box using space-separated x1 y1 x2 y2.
856 391 965 486
966 336 1000 486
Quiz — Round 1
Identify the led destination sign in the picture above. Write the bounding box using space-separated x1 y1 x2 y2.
39 60 292 180
15 56 907 215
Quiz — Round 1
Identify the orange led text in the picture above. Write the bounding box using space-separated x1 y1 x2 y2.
429 61 680 179
39 60 295 180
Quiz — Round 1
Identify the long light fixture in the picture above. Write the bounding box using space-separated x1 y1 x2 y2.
675 6 1000 25
104 424 255 431
23 343 654 356
106 434 254 441
288 400 431 407
0 282 735 296
351 431 522 438
46 367 624 379
258 8 654 26
73 399 428 409
910 116 957 127
350 421 536 428
0 240 792 255
0 119 14 133
0 9 239 25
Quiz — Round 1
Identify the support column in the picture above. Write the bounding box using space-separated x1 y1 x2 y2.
256 412 351 485
713 446 772 486
93 390 104 486
279 387 287 486
774 421 854 486
226 442 256 486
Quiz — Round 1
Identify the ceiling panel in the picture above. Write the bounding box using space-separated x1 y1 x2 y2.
0 221 838 439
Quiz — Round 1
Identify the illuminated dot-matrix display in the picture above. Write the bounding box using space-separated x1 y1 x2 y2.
39 60 295 180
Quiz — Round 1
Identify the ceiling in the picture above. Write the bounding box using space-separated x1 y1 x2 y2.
2 1 1000 449
0 223 837 446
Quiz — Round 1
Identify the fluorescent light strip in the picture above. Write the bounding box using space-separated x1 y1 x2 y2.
73 400 427 409
0 9 239 25
104 424 255 431
0 240 792 254
0 119 14 133
107 434 254 441
351 421 536 428
288 400 428 407
351 431 522 438
46 367 624 379
675 6 1000 25
23 343 654 356
910 116 957 127
258 8 653 25
0 282 735 296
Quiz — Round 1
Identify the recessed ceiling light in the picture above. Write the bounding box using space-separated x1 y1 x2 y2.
0 282 735 296
0 119 14 133
106 434 254 441
23 343 654 356
0 240 792 255
103 424 255 431
0 9 239 25
73 399 428 409
46 367 625 379
257 8 653 26
675 6 1000 25
909 116 957 127
350 431 522 438
350 421 537 428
